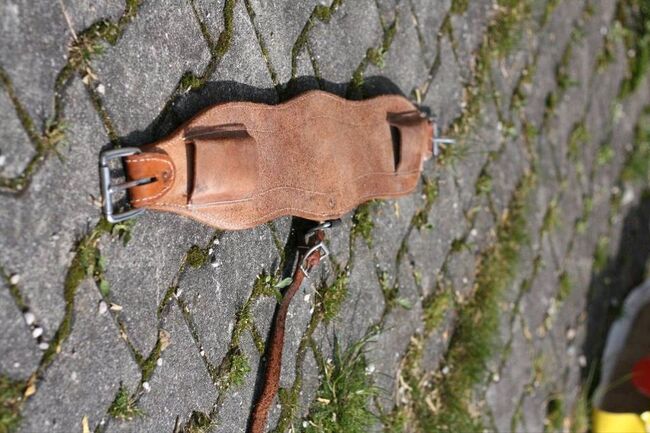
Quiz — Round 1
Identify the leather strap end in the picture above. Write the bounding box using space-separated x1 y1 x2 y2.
124 151 175 208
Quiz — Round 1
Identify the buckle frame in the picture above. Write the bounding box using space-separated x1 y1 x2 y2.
100 147 150 224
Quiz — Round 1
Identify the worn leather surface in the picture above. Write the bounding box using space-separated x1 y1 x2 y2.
124 90 434 229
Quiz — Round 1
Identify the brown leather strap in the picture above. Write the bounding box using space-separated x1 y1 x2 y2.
249 229 326 433
122 91 434 230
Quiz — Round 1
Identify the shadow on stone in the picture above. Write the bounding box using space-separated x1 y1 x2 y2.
582 191 650 395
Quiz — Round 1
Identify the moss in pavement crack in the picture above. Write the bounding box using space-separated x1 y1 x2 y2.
426 170 535 431
0 375 25 433
107 384 143 420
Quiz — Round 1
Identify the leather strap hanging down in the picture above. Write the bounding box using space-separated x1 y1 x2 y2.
249 226 327 433
102 90 435 229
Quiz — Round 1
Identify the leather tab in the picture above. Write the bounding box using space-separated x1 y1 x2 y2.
188 129 258 204
124 152 175 208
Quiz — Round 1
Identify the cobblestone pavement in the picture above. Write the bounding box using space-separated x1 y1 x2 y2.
1 0 650 432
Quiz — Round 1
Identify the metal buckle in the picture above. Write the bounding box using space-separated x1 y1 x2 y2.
299 242 330 278
430 118 455 157
99 147 152 223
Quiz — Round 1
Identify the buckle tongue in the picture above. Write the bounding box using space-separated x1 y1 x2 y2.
99 147 151 223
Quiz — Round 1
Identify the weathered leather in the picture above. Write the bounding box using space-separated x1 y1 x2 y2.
124 90 434 229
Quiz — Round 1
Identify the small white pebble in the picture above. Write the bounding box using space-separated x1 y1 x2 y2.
38 342 49 350
303 421 309 428
600 25 608 36
156 358 163 367
98 301 108 315
32 327 43 339
492 373 500 382
143 382 151 392
200 349 205 357
96 83 105 95
175 288 183 298
566 328 576 340
304 294 310 302
0 155 6 167
208 248 214 255
213 238 220 245
9 274 20 285
365 364 376 375
578 355 587 367
442 366 450 375
470 229 478 237
24 311 36 326
13 362 20 368
71 371 77 381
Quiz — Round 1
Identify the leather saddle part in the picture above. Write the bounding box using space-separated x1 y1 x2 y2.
124 90 434 229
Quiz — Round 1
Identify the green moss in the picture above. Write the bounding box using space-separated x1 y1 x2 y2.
542 199 561 232
423 288 453 334
428 172 534 430
622 108 650 184
488 0 532 58
476 170 493 194
557 272 573 302
351 202 375 246
568 122 589 162
367 46 387 68
413 176 439 230
108 384 142 420
450 0 469 15
576 196 593 234
545 398 565 433
225 353 251 388
303 335 378 433
182 411 213 433
593 236 610 272
186 245 208 269
317 271 349 322
140 330 166 382
0 375 23 433
596 144 614 166
617 0 650 97
179 72 203 91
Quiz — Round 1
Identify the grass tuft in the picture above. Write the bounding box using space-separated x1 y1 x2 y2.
316 271 349 322
303 335 378 433
107 384 142 420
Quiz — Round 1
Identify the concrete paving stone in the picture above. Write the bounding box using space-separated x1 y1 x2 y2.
0 283 41 379
101 212 214 356
449 0 495 80
0 0 122 122
19 280 140 433
487 135 529 218
408 167 466 296
375 0 400 27
324 212 353 270
0 79 106 336
309 0 383 92
211 332 259 433
409 0 451 64
366 2 430 98
519 387 549 433
313 236 385 357
297 347 320 419
0 87 33 179
422 36 464 129
366 261 423 411
370 190 421 281
178 225 280 367
105 302 217 433
443 249 476 300
173 0 278 123
451 98 500 212
519 236 560 334
524 0 588 127
486 319 533 433
466 194 497 253
244 0 327 85
94 0 211 145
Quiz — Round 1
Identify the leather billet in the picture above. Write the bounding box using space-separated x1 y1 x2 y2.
121 90 435 230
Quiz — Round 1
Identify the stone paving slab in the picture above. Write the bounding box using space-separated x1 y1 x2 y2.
1 0 650 432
